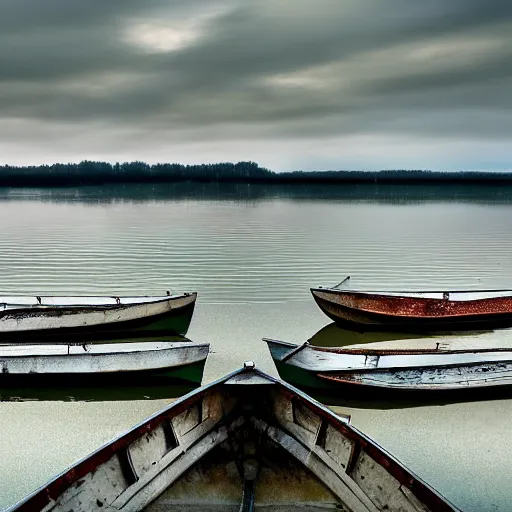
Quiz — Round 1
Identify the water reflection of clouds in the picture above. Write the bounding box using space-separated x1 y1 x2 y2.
307 322 425 348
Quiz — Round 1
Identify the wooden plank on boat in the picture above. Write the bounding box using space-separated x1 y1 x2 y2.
7 364 459 512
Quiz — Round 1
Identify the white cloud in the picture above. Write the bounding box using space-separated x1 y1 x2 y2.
124 22 201 53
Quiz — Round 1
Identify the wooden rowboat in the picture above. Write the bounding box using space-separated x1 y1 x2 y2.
0 340 209 384
8 362 458 512
266 338 512 392
0 293 197 341
311 285 512 332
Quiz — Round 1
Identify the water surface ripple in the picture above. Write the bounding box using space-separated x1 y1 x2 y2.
1 182 512 512
1 183 512 302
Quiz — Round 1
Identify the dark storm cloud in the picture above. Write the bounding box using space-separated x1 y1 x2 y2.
1 0 512 168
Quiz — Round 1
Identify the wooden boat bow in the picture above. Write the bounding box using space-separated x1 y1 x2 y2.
9 362 459 512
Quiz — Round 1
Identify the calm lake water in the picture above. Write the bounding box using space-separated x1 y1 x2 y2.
2 182 512 510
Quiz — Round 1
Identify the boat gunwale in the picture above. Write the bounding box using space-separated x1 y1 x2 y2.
311 286 512 296
8 365 459 512
0 292 196 300
0 341 210 359
265 338 512 377
0 293 197 313
264 337 512 357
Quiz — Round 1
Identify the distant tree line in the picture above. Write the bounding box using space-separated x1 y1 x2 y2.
1 160 512 186
0 161 272 186
276 169 512 183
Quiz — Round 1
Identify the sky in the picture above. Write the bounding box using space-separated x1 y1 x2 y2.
1 0 512 171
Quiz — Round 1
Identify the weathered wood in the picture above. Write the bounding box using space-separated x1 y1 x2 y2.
266 338 512 391
8 365 459 512
0 293 197 338
0 341 209 381
319 363 512 390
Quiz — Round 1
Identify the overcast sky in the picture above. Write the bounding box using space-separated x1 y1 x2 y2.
1 0 511 171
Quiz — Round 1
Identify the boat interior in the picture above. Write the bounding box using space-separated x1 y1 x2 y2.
315 287 512 301
0 295 186 309
14 368 453 512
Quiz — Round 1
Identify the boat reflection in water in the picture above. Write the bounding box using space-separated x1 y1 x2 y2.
308 322 427 348
305 383 512 411
0 377 200 403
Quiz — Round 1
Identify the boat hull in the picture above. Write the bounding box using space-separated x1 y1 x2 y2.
0 294 196 341
317 361 512 391
266 338 512 395
0 359 206 387
272 361 512 408
0 341 209 383
312 288 512 332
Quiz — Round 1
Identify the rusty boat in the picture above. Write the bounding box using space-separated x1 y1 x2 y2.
0 293 197 341
266 338 512 394
8 362 458 512
311 285 512 332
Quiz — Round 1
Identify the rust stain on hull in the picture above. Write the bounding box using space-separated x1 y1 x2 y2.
312 288 512 331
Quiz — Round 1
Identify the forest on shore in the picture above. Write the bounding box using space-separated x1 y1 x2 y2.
1 160 512 186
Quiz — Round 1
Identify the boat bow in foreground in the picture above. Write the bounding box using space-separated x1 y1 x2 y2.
9 362 458 511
